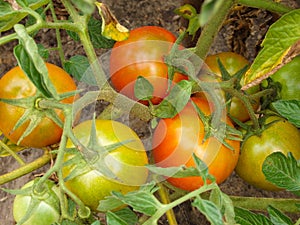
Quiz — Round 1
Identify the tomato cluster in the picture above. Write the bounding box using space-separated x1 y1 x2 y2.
2 25 300 224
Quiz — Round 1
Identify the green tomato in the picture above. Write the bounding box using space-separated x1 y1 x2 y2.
235 116 300 191
270 55 300 100
62 119 149 211
13 179 61 225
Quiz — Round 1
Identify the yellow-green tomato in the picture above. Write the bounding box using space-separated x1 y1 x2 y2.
62 119 149 211
13 179 60 225
235 116 300 191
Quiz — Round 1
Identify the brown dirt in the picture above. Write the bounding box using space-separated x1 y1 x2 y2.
1 0 300 224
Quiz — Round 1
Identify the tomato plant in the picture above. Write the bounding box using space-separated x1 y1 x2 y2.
110 26 187 104
62 119 149 211
13 179 61 225
152 97 240 191
203 52 260 122
0 63 77 148
235 116 300 191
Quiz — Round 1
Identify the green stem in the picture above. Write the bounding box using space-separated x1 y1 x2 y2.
230 195 300 213
236 0 293 14
49 1 66 65
0 141 26 166
194 0 234 59
143 183 218 225
222 87 260 130
0 149 52 185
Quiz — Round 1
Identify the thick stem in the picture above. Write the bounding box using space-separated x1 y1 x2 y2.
236 0 293 14
230 195 300 213
0 149 52 185
194 0 234 59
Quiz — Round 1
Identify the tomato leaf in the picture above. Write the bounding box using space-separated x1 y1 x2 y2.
267 205 293 225
106 208 137 225
110 183 161 216
192 197 224 225
153 80 192 118
64 55 96 85
14 24 59 99
271 100 300 128
235 207 273 225
0 0 49 32
243 9 300 88
70 0 95 15
193 154 216 183
146 164 203 178
67 17 115 49
262 152 300 195
199 0 224 26
95 2 129 41
134 76 154 101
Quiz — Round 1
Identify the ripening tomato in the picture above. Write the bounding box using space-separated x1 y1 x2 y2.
62 119 149 211
235 116 300 191
152 97 240 191
110 26 187 104
13 179 61 225
201 52 260 122
0 63 77 147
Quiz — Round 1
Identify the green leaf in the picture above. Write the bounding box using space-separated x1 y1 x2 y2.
134 76 154 101
0 0 49 32
192 197 224 225
98 195 125 212
67 17 115 49
262 152 300 195
235 207 273 225
199 0 224 26
64 55 96 85
243 9 300 87
146 164 202 178
88 17 116 49
110 183 161 216
36 44 49 60
271 100 300 128
153 80 192 118
14 24 59 99
71 0 95 15
106 208 137 225
267 205 293 225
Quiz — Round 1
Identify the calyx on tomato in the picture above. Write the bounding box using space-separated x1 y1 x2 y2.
13 178 61 225
235 116 300 191
0 63 77 147
152 97 240 191
62 119 149 211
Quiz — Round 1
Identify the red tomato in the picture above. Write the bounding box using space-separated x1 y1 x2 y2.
110 26 187 104
152 97 240 191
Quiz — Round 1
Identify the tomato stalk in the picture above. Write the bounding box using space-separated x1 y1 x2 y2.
236 0 293 14
143 182 219 225
33 101 91 219
194 0 234 59
0 149 52 185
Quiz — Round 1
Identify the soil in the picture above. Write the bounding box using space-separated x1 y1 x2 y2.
1 0 300 224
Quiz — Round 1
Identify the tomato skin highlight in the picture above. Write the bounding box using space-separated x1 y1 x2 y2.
235 116 300 191
110 26 187 104
0 63 77 147
13 179 61 225
202 52 260 122
62 119 149 211
152 97 240 191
